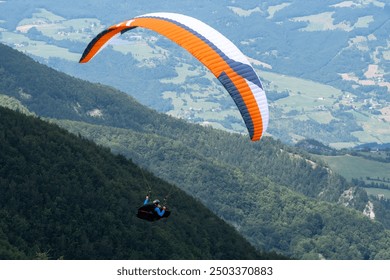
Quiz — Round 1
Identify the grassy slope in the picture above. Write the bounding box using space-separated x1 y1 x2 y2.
319 155 390 182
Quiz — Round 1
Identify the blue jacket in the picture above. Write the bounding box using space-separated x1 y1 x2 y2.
154 207 165 217
144 198 165 217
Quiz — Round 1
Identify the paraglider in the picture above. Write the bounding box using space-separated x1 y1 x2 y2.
80 12 269 141
137 195 170 222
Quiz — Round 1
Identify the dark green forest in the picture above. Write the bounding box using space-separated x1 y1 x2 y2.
1 43 390 259
0 106 280 260
56 120 390 259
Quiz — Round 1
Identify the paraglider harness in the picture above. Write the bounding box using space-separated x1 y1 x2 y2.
136 191 171 222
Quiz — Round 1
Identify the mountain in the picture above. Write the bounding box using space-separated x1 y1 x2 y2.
0 0 389 147
0 106 280 260
2 43 390 259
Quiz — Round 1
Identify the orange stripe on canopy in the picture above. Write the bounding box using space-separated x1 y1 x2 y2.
128 17 264 139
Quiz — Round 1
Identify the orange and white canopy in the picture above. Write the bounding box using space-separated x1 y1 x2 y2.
80 12 269 141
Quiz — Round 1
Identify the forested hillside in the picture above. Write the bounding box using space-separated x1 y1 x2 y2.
1 43 390 259
0 106 277 260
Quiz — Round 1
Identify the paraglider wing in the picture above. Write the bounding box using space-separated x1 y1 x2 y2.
80 12 269 141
